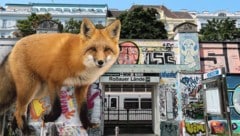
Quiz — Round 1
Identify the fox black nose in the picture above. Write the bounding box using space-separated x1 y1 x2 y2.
97 60 104 66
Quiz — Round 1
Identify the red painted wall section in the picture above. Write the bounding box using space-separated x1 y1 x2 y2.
200 43 240 73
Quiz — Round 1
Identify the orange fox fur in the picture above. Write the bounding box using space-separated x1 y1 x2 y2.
0 18 121 133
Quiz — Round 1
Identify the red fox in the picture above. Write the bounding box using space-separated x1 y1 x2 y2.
0 18 121 133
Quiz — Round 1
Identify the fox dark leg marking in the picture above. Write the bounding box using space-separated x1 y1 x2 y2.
75 85 95 129
79 101 92 129
43 96 62 122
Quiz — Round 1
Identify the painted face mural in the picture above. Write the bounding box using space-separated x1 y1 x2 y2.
117 41 139 64
181 39 198 68
233 86 240 114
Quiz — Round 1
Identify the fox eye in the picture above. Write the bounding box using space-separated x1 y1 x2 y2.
88 47 97 52
104 47 113 52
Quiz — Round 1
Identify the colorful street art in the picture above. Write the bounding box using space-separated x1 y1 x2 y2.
209 120 227 134
117 41 139 64
226 75 240 120
159 78 178 120
182 121 205 136
160 121 179 136
178 33 200 71
27 83 102 136
200 43 240 73
117 40 179 65
180 74 203 120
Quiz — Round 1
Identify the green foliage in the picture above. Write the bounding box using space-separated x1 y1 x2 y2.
15 13 54 37
118 6 167 39
199 18 240 41
15 13 63 37
63 18 82 34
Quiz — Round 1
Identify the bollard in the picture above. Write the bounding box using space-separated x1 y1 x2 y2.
115 126 119 136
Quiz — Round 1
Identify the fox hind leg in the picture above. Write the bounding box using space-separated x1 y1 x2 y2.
13 78 40 134
42 82 62 122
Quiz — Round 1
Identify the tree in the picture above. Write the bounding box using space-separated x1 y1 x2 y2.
15 13 62 37
63 18 104 34
199 18 240 41
63 18 82 34
118 6 167 39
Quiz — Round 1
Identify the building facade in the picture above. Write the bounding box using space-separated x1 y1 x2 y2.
0 3 108 38
192 10 240 31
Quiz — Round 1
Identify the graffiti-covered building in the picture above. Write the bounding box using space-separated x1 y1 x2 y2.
1 21 240 136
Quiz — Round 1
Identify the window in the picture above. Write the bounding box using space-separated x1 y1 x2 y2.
56 8 62 12
155 13 160 20
237 22 240 28
141 98 152 109
2 19 7 28
146 85 153 92
104 98 107 108
97 21 103 25
110 98 117 108
63 8 71 12
124 98 139 109
48 8 54 12
96 9 103 13
32 8 38 12
110 85 121 92
218 13 226 17
105 85 110 92
40 8 47 12
72 8 81 13
201 23 207 28
122 84 133 92
135 84 145 92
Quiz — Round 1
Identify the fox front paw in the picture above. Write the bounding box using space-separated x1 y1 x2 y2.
12 116 35 135
42 111 61 122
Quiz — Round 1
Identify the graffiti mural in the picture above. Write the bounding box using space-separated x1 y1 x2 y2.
209 120 226 135
180 74 203 120
181 121 206 136
159 78 178 120
178 33 200 70
232 120 240 134
27 83 103 135
201 43 240 73
117 41 139 64
160 121 179 136
87 83 102 129
117 40 179 65
226 75 240 120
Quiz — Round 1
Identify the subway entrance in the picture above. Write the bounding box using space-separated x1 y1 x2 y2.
103 83 154 135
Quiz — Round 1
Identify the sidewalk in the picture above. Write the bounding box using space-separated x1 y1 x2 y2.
106 134 156 136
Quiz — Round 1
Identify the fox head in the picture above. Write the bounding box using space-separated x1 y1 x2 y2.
80 18 121 68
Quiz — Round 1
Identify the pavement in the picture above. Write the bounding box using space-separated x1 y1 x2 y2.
106 134 157 136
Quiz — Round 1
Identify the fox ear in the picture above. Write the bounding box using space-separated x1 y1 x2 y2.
106 20 121 40
81 18 96 38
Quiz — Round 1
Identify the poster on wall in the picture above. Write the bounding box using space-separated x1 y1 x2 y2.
205 87 222 115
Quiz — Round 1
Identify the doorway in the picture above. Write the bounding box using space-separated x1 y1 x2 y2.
103 83 154 135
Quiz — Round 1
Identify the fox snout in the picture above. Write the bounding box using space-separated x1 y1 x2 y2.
96 60 105 68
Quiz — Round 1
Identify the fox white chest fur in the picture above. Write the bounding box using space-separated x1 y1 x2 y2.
63 54 116 86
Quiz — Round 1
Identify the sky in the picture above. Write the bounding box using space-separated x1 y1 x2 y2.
0 0 240 13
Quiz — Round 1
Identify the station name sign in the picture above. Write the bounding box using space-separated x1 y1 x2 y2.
101 72 159 83
109 76 149 82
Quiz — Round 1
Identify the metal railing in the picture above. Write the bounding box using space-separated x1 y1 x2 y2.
104 109 152 122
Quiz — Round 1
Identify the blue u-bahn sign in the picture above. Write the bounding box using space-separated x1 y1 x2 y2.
203 68 222 79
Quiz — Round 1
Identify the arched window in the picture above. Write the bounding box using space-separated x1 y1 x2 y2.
218 12 226 17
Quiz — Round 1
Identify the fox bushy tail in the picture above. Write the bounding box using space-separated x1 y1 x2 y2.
0 55 16 114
